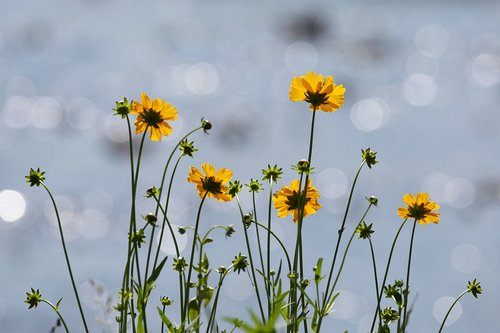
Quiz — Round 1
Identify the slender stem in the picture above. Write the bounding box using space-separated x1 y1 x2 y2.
317 160 366 333
330 203 373 294
153 155 184 269
206 265 234 333
184 193 208 324
120 115 135 332
235 195 266 321
252 192 269 314
402 220 418 332
255 221 292 272
41 299 70 333
42 184 89 333
368 237 382 327
437 290 468 333
369 219 408 333
265 179 274 314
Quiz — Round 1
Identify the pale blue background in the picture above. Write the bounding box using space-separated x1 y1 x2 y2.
1 0 499 332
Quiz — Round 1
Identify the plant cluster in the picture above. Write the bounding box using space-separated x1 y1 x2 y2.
25 72 481 333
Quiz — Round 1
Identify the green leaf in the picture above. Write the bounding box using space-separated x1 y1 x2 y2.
147 256 168 287
202 287 214 307
313 257 324 284
157 307 177 332
188 298 200 321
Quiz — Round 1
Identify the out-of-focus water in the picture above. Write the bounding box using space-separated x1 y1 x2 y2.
1 0 499 332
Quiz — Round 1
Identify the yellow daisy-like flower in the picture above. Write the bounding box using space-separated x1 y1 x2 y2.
187 163 233 202
273 179 321 223
130 92 178 141
397 192 440 224
289 71 346 112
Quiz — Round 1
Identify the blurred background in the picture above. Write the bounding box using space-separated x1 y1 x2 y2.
1 0 499 332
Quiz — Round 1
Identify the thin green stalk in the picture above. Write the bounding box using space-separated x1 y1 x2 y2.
235 195 266 321
368 237 382 327
42 184 89 333
369 219 408 333
322 160 366 302
121 126 148 330
402 220 418 332
265 179 274 315
152 154 184 269
120 115 135 332
41 299 70 333
315 160 366 333
437 290 468 333
255 221 292 273
252 192 269 314
330 203 373 295
150 126 203 269
184 193 208 324
206 264 234 333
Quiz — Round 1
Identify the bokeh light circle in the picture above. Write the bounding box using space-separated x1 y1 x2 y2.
0 190 26 223
433 296 462 326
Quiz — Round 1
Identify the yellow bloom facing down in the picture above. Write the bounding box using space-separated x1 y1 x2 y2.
273 179 321 223
289 71 346 112
130 92 178 141
397 192 440 224
187 163 233 202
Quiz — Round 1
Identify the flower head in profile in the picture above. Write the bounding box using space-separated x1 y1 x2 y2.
130 92 178 141
273 179 321 223
397 192 440 224
187 163 233 201
24 288 42 309
289 72 346 112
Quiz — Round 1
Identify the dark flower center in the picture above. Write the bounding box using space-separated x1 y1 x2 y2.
305 91 328 107
285 190 311 211
407 203 430 220
142 108 163 128
202 176 222 194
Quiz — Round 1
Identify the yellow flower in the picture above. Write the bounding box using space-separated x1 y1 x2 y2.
289 72 346 112
130 92 178 141
397 192 440 224
187 163 233 201
273 179 321 223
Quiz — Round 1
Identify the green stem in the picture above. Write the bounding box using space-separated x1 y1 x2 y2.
266 179 274 315
315 160 366 333
206 265 234 333
42 184 89 333
369 219 408 333
120 115 135 332
368 237 382 327
252 192 269 315
330 203 373 295
235 195 266 321
41 299 70 333
255 221 292 272
184 193 208 324
437 290 468 333
402 220 418 332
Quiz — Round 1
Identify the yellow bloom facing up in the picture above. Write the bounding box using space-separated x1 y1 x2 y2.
289 72 346 112
187 163 233 202
273 179 321 223
397 192 440 224
130 92 178 141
